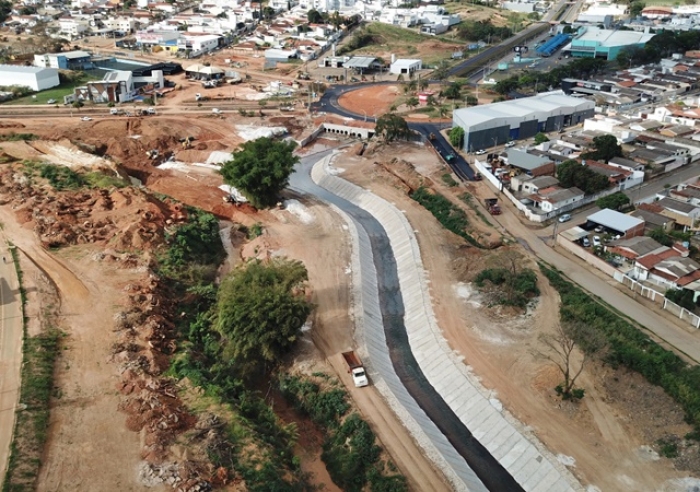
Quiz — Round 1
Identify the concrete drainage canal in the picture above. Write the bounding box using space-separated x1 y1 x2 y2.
290 152 525 492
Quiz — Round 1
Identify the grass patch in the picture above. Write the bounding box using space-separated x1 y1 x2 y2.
4 72 102 105
0 133 38 142
441 173 459 187
341 22 461 64
541 264 700 435
3 245 62 492
410 186 482 248
22 161 128 191
657 438 679 458
459 192 492 226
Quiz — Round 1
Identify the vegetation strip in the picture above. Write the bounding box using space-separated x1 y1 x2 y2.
410 186 482 248
3 245 62 492
541 264 700 434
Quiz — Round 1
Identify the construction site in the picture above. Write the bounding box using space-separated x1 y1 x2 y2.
0 22 698 492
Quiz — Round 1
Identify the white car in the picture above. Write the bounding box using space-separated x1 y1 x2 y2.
212 108 222 114
475 149 487 155
592 236 601 247
81 116 92 121
558 213 571 223
47 99 57 104
505 141 516 148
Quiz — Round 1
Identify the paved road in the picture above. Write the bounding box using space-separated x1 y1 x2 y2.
0 248 24 484
491 200 700 363
314 87 476 179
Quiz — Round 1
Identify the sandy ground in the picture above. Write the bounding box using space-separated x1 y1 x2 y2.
336 141 699 492
0 204 154 492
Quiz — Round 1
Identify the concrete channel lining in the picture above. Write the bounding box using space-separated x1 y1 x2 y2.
311 155 486 492
312 154 584 492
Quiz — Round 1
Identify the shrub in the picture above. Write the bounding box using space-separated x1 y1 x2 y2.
441 173 458 187
410 187 481 248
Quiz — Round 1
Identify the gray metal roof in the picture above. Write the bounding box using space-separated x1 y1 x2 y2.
658 197 700 214
505 149 552 171
611 236 665 256
345 56 377 68
587 208 644 232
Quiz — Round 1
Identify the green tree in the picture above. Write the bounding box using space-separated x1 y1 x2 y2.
596 191 631 211
557 159 610 194
666 288 698 312
449 126 464 148
649 227 673 246
405 96 419 109
0 0 11 23
375 113 412 143
581 135 623 162
307 8 324 23
629 1 645 17
215 258 312 373
442 82 462 100
465 95 478 106
219 137 298 208
418 79 429 91
534 132 549 144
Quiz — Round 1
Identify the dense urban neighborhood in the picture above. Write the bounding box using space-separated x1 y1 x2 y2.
3 0 700 491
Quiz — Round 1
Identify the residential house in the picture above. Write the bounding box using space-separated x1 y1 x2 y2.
608 156 645 172
586 209 646 238
510 175 559 194
503 149 555 177
584 160 645 189
670 184 700 206
635 251 700 291
631 205 676 233
657 196 700 229
528 186 585 212
606 236 669 261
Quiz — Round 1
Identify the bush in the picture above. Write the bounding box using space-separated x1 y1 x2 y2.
441 173 458 187
159 208 226 279
410 187 481 248
541 264 700 434
474 267 539 307
279 374 350 428
0 132 37 141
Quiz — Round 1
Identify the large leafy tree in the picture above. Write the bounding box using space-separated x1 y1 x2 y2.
375 113 412 143
595 191 630 211
220 137 299 208
0 0 11 23
557 160 610 194
581 135 623 163
215 258 312 374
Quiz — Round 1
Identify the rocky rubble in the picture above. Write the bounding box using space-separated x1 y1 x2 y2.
0 170 188 252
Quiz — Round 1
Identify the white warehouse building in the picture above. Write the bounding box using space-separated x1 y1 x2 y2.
0 65 60 92
453 91 595 152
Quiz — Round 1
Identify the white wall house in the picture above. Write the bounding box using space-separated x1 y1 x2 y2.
0 65 60 91
102 17 137 33
58 19 88 37
390 58 422 75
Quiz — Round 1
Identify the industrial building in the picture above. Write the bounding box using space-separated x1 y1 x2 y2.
0 65 60 91
34 50 93 70
536 33 571 57
565 27 655 60
452 92 595 152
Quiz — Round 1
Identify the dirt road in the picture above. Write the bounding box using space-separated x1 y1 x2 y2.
265 191 452 492
0 244 24 483
475 190 700 364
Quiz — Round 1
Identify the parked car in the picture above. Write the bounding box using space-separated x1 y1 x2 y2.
81 116 92 121
558 213 571 223
593 236 601 247
475 149 487 155
505 141 516 148
594 225 604 233
582 237 591 247
47 99 57 104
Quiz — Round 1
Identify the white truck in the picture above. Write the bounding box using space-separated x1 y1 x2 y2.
342 351 368 387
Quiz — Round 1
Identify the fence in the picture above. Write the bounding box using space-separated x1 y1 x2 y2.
472 159 618 223
612 271 700 329
557 236 619 277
